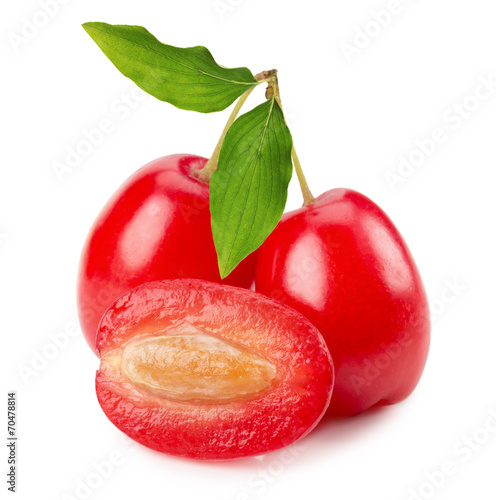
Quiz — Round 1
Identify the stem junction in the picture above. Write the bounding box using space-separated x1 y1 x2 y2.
198 68 316 207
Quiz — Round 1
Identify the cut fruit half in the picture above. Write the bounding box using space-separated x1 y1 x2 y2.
95 279 334 460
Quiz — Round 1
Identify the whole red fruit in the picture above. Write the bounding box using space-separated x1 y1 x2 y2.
255 188 430 416
77 154 256 354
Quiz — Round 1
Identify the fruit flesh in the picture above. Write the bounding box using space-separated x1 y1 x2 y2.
95 279 334 460
119 326 277 404
255 188 430 416
77 154 257 355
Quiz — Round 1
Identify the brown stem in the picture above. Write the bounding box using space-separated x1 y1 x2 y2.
269 75 315 205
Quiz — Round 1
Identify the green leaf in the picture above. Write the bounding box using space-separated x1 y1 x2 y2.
82 22 257 113
210 99 293 278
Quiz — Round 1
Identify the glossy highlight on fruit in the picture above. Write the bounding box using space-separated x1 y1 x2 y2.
95 279 334 460
256 188 430 416
77 154 257 354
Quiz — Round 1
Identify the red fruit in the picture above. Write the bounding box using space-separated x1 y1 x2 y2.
77 154 256 354
95 279 333 460
255 189 430 416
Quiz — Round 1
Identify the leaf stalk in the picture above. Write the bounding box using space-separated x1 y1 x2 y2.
268 75 315 206
197 71 278 183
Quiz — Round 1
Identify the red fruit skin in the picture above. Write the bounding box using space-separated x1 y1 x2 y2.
77 154 256 355
95 279 334 460
255 189 430 417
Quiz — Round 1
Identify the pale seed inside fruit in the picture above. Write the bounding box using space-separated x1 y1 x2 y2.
120 328 277 404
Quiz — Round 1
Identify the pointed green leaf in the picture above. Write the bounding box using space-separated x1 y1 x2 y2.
210 99 293 278
82 22 257 113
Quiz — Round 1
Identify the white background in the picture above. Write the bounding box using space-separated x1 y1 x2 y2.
2 0 496 499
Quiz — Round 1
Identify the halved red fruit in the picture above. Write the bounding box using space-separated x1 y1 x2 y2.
95 279 334 460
